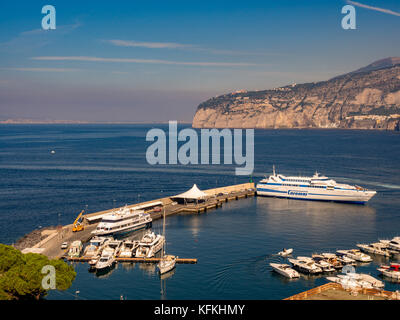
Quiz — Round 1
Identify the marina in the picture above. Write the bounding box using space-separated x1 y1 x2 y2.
2 125 399 300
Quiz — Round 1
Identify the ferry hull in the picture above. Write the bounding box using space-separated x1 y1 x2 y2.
92 221 152 237
256 185 376 204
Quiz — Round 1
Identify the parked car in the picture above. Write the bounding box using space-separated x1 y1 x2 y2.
61 242 68 249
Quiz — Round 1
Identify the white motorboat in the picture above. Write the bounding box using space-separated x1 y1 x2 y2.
357 242 395 257
377 264 400 280
288 258 322 274
386 237 400 251
256 167 376 204
95 254 115 271
136 232 165 258
157 208 176 275
328 273 384 289
337 249 372 262
311 256 336 272
331 252 357 265
68 240 83 258
270 263 300 278
158 255 177 275
101 239 122 257
312 254 344 270
118 240 139 258
83 236 110 258
92 206 152 236
278 248 293 257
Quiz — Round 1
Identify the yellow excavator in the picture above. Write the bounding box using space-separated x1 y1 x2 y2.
72 210 85 232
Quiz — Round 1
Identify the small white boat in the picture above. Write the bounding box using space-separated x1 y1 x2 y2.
270 263 300 278
84 236 110 258
95 254 115 271
377 264 400 280
118 240 139 258
386 237 400 251
328 273 384 289
157 208 176 275
136 232 165 258
357 243 394 257
68 240 83 257
158 255 177 275
288 258 322 274
101 239 122 257
331 252 357 265
278 248 293 257
337 249 372 262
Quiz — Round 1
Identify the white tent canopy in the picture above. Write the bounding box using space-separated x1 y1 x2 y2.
171 184 208 200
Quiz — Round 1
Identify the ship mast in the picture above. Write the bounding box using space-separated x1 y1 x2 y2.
162 206 166 257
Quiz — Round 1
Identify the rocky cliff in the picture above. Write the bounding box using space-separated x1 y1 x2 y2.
192 58 400 130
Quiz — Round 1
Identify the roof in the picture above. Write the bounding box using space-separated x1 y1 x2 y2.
171 184 208 199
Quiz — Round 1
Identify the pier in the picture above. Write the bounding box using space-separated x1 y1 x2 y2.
19 183 255 260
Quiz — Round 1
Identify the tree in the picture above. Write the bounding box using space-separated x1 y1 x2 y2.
0 244 76 300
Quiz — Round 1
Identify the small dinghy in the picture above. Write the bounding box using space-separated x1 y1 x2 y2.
270 263 300 278
278 248 293 257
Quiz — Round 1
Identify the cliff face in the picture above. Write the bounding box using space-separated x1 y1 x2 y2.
192 59 400 130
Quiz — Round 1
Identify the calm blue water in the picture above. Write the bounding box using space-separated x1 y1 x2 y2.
0 124 399 299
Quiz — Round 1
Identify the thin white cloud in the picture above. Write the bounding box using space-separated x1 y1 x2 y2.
347 1 400 17
31 56 257 67
107 39 193 49
4 67 81 72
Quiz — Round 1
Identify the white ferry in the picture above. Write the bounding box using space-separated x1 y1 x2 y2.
256 167 376 204
92 206 152 236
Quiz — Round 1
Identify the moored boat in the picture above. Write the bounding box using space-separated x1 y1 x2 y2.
377 264 400 280
278 248 293 257
288 257 322 274
270 263 300 278
337 249 372 262
357 242 395 257
136 232 165 258
256 167 376 204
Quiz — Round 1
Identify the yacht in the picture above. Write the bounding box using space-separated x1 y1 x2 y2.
135 231 165 258
311 256 336 272
92 206 152 237
158 208 176 275
118 240 139 258
357 242 395 258
288 257 322 274
256 167 376 204
68 240 83 258
337 249 372 262
312 254 344 270
377 264 400 280
101 239 122 257
83 236 110 258
331 252 357 265
270 263 300 278
381 237 400 251
95 254 115 271
327 273 384 289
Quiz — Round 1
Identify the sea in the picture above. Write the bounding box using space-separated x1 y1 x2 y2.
0 124 399 300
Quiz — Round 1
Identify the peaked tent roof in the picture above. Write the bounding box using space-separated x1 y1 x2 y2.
171 184 208 199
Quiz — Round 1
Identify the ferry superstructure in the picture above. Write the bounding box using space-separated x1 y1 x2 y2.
256 167 376 204
92 206 152 236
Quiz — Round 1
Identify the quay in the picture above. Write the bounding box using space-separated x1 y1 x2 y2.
18 182 255 260
284 282 400 300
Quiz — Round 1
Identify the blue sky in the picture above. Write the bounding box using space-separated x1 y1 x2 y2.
0 0 399 122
